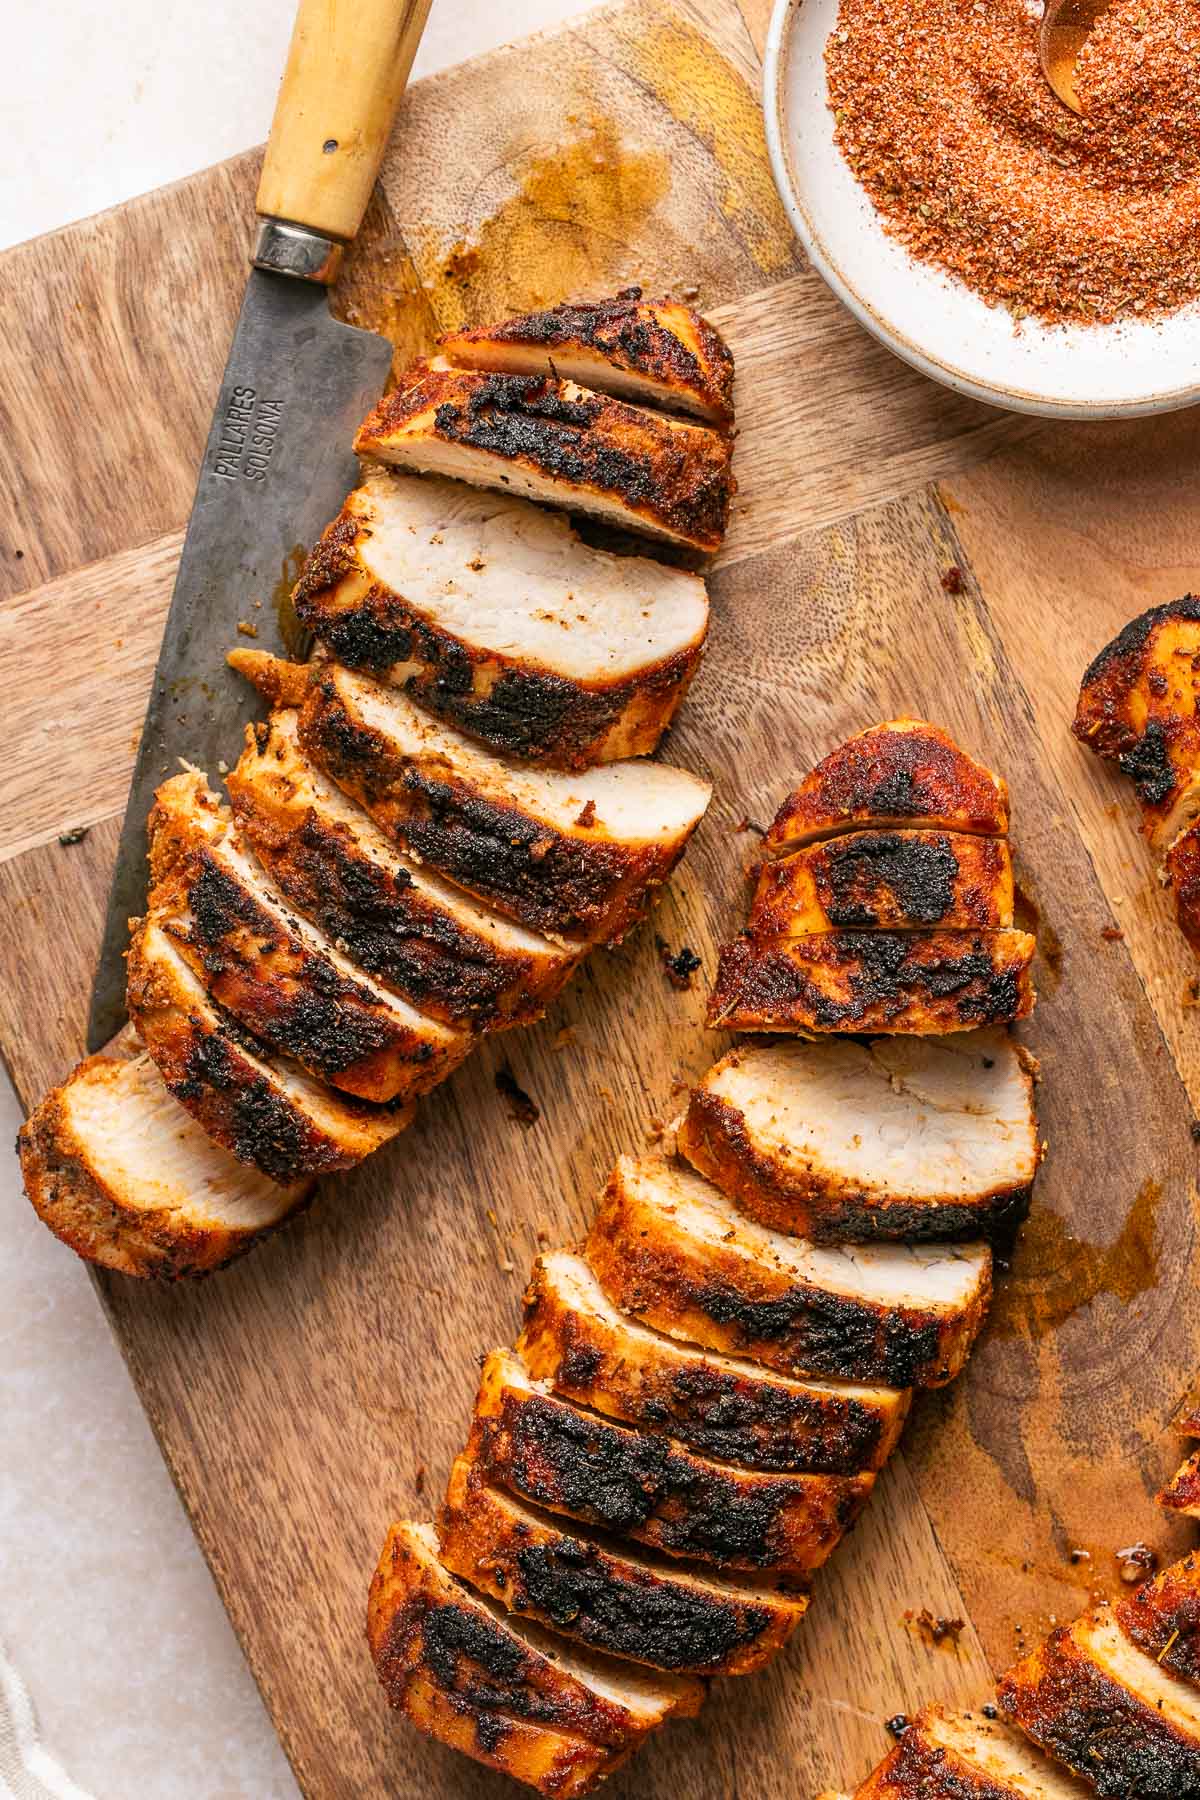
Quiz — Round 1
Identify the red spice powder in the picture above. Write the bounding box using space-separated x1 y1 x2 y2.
825 0 1200 325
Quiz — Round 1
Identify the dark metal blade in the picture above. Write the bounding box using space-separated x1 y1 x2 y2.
87 269 393 1051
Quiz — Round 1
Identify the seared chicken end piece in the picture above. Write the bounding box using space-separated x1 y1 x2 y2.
1162 821 1200 951
127 919 411 1182
765 719 1010 855
1118 1551 1200 1691
17 1053 311 1280
708 929 1037 1036
1073 596 1200 847
678 1032 1040 1243
518 1252 911 1475
292 468 709 768
354 364 736 553
368 1522 698 1796
147 771 472 1104
846 1704 1095 1799
585 1154 992 1389
1159 1446 1200 1517
293 658 711 944
750 830 1014 936
437 287 735 426
469 1349 872 1579
998 1607 1200 1798
228 709 581 1028
437 1454 807 1677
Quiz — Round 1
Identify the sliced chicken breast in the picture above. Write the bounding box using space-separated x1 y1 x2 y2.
1074 596 1200 847
1160 1447 1200 1517
292 469 709 767
1162 820 1200 951
368 1521 698 1795
147 771 472 1103
998 1606 1200 1798
708 929 1037 1036
437 288 735 425
764 720 1010 856
17 1053 311 1279
288 657 711 943
227 708 581 1028
126 918 410 1181
585 1154 992 1389
437 1454 807 1677
517 1251 910 1475
469 1349 871 1578
849 1704 1095 1799
678 1032 1040 1242
750 830 1014 936
354 364 735 552
1118 1551 1200 1691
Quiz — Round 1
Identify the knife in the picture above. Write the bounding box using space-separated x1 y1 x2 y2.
88 0 432 1052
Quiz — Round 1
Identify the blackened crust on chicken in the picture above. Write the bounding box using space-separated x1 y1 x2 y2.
1118 1553 1200 1690
708 931 1036 1035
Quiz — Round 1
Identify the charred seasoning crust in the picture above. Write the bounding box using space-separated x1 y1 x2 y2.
437 1463 798 1676
440 288 736 425
766 726 1009 850
751 830 1012 934
707 931 1036 1035
228 722 577 1027
1118 1553 1200 1687
355 369 735 553
1073 598 1200 804
998 1620 1200 1799
126 924 408 1183
584 1176 989 1390
1165 828 1200 953
470 1379 870 1574
368 1531 645 1749
16 1065 300 1281
678 1087 1034 1245
517 1270 906 1474
1160 1449 1200 1515
298 670 685 943
292 507 703 769
156 853 461 1101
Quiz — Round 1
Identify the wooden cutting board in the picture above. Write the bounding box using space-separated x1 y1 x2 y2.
3 1 1199 1792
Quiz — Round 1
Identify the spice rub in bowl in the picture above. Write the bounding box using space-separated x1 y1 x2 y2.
825 0 1200 327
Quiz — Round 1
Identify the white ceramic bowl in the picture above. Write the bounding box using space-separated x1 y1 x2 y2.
763 0 1200 419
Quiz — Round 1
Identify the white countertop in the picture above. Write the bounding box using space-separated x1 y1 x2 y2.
0 3 589 1794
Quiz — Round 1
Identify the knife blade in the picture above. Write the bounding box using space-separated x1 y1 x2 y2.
88 0 432 1051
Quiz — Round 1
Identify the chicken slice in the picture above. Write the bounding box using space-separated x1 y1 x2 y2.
437 1453 807 1677
998 1606 1200 1798
708 929 1037 1036
17 1053 311 1279
261 656 711 944
469 1348 871 1579
847 1704 1094 1799
147 770 472 1104
292 468 709 767
517 1251 910 1475
678 1031 1040 1243
228 708 581 1028
354 364 735 552
1118 1551 1200 1692
1073 596 1200 848
750 829 1014 936
1162 819 1200 951
1159 1446 1200 1517
765 720 1010 855
585 1154 991 1389
368 1522 698 1796
437 288 735 425
126 918 410 1181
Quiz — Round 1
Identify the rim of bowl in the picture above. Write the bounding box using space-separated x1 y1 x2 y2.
762 0 1200 421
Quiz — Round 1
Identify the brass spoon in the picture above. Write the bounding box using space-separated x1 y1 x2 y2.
1039 0 1113 112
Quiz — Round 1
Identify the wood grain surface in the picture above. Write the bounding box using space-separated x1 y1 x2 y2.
2 0 1198 1794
